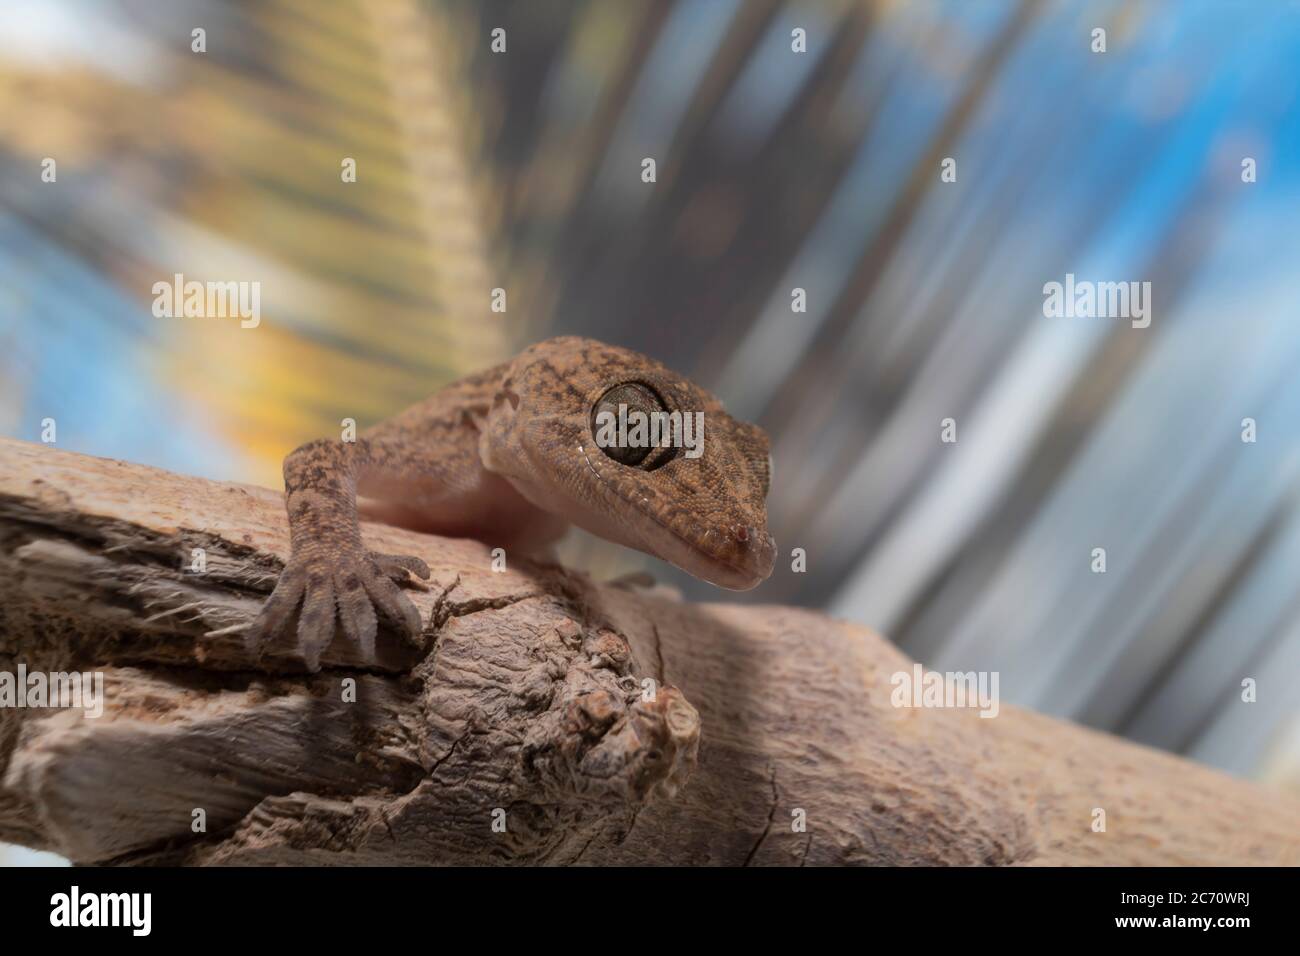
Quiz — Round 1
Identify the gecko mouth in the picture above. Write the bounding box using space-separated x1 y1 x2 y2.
648 519 776 591
575 444 775 590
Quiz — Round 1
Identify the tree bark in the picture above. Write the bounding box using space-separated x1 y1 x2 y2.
0 437 1296 865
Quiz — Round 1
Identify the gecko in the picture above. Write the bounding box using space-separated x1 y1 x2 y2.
243 336 776 670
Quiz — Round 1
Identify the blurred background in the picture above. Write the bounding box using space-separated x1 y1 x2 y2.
3 0 1300 862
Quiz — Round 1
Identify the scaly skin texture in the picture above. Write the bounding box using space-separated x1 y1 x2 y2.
244 336 775 670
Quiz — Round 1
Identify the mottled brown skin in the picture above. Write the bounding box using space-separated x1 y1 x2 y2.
244 337 775 670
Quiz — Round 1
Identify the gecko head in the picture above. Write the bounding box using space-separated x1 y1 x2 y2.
480 337 775 590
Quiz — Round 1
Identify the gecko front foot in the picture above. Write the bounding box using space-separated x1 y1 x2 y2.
243 548 430 671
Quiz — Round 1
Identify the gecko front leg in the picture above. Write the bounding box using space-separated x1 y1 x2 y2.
243 436 430 671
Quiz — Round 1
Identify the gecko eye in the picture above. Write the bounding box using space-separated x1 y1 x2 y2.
591 382 668 467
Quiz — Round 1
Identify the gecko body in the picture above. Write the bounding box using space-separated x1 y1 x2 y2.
244 336 775 669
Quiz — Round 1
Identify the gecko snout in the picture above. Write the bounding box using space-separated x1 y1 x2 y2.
735 523 773 551
730 523 776 587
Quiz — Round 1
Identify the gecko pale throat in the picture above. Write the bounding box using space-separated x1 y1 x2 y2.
244 336 776 670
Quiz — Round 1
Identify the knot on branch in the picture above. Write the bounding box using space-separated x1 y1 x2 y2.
407 598 699 863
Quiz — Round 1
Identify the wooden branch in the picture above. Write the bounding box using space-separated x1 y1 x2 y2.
1 437 1296 865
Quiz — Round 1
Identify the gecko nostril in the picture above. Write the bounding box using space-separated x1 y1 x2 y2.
735 526 749 544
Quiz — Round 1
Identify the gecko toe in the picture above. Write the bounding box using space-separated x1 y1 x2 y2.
299 630 329 673
336 577 379 661
296 575 336 671
244 570 306 659
370 552 431 584
364 571 424 646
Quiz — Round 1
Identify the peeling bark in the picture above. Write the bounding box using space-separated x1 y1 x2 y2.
0 438 1297 865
